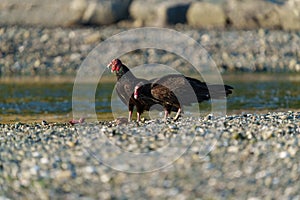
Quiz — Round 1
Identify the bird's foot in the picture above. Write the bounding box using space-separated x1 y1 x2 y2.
173 114 182 121
136 117 145 123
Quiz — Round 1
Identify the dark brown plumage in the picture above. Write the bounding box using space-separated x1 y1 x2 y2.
135 74 233 120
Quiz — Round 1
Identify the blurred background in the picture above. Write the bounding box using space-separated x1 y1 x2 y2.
0 0 299 122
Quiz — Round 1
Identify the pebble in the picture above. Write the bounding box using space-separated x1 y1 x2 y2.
227 146 239 153
100 174 110 183
279 151 289 159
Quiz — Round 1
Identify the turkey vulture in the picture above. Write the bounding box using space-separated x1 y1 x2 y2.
133 81 179 119
134 74 233 120
107 59 160 121
108 58 233 121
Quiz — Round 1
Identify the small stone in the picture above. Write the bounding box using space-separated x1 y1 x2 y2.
54 56 63 64
279 151 289 159
100 174 110 183
84 166 96 174
40 157 49 164
34 60 41 67
32 152 40 158
287 147 297 157
30 165 40 175
262 131 273 140
66 141 75 148
228 146 239 153
70 53 81 61
40 34 49 43
18 45 25 53
55 170 72 180
84 32 101 44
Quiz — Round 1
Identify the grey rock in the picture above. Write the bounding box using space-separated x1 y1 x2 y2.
225 0 281 29
277 1 300 30
187 2 226 29
0 0 132 27
0 0 86 27
130 0 193 26
82 0 132 25
129 0 159 26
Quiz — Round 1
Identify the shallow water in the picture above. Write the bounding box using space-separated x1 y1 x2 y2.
0 74 299 122
224 74 300 113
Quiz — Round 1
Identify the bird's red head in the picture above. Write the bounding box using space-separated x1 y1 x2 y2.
107 59 122 72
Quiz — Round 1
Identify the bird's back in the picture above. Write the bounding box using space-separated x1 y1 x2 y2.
150 74 233 106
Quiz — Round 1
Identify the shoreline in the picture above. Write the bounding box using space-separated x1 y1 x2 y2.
1 109 299 124
1 72 300 84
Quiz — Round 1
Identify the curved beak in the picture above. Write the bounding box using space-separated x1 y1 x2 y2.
107 62 111 68
107 62 113 73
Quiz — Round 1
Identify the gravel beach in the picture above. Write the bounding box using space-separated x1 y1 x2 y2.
1 111 299 199
1 25 300 77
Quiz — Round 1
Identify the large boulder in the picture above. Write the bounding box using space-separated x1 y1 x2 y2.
187 2 226 29
129 0 161 26
225 0 281 29
277 0 300 30
130 0 193 26
0 0 86 27
82 0 132 25
0 0 132 27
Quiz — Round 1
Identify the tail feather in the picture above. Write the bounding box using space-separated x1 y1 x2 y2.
194 84 233 100
187 77 233 100
208 84 233 98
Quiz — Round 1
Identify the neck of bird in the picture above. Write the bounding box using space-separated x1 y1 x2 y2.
116 64 137 82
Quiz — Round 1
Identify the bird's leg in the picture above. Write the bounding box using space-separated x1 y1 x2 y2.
174 107 182 121
162 105 172 121
163 109 169 120
136 105 143 122
128 104 134 122
163 105 171 121
128 110 133 122
137 112 141 122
